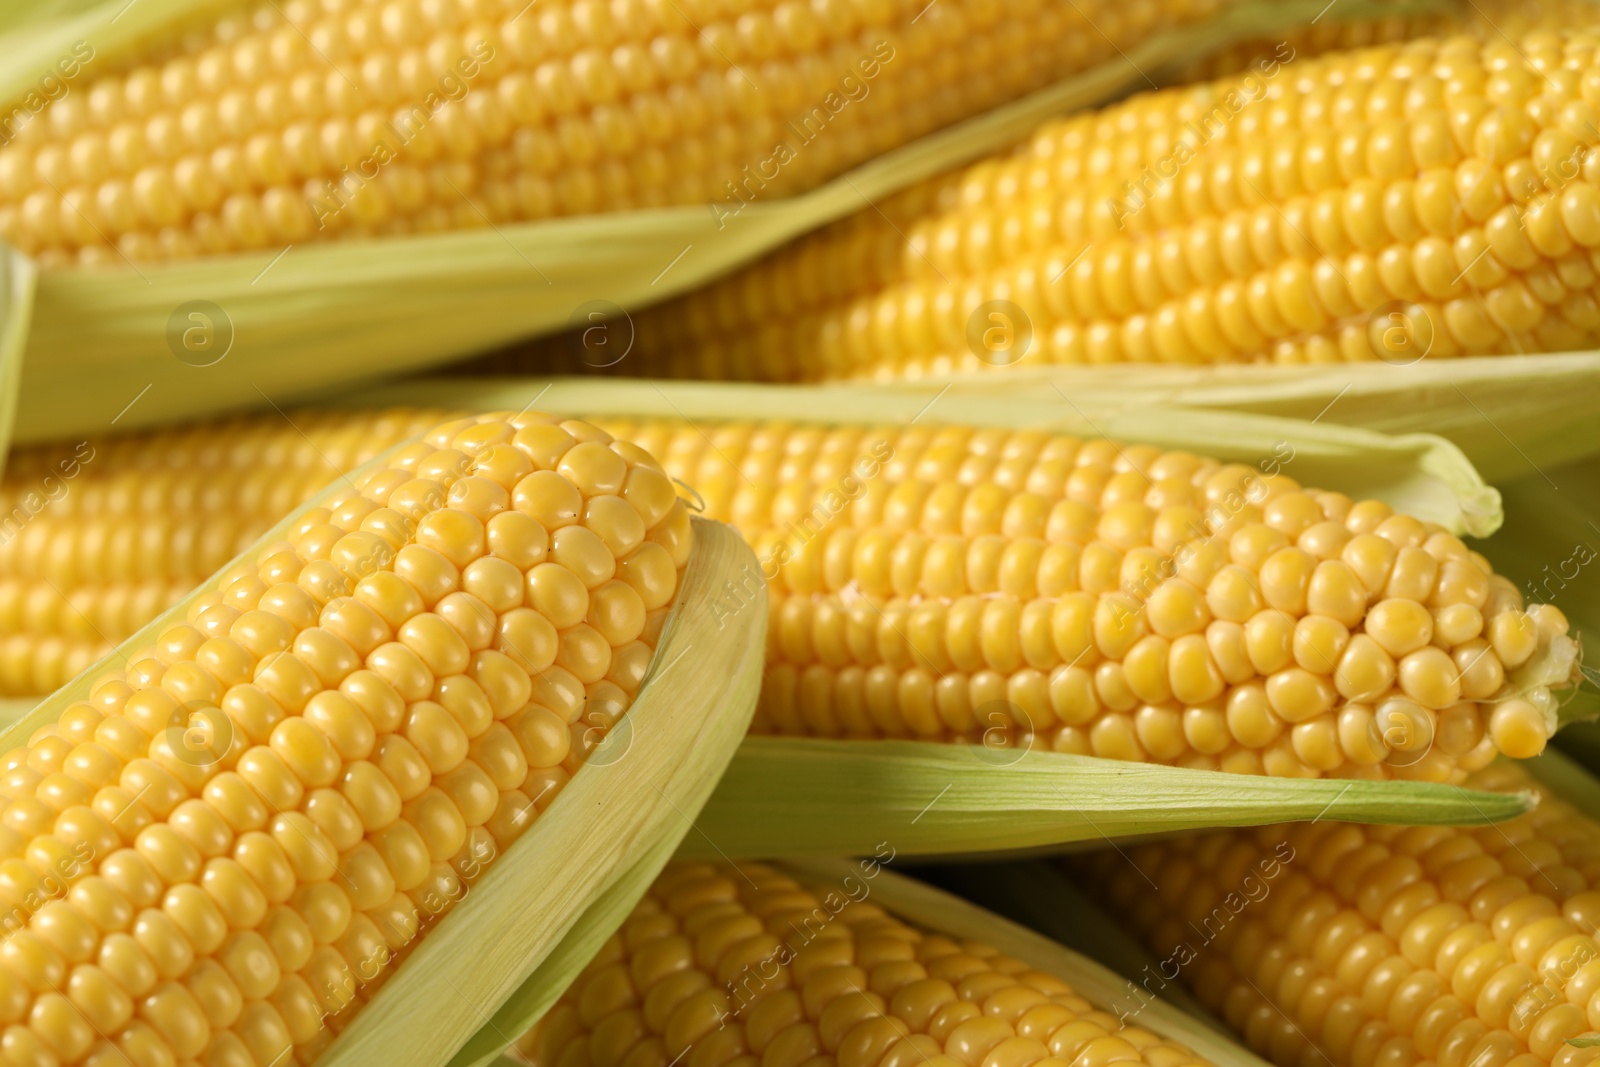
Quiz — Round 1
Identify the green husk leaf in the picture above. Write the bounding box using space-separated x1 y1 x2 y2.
936 353 1600 485
1567 1036 1600 1048
348 377 1503 536
914 861 1226 1033
0 432 767 1067
780 860 1273 1067
0 245 32 478
1522 748 1600 815
448 822 686 1067
678 738 1531 859
1472 457 1600 730
2 0 1449 446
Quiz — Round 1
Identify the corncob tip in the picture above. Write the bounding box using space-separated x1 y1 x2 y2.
0 409 690 1066
512 859 1215 1067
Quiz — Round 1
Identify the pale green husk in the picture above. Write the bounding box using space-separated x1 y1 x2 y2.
1524 747 1600 814
0 0 1445 447
0 436 768 1066
1475 457 1600 728
0 246 32 475
680 737 1531 859
347 376 1506 536
932 354 1600 486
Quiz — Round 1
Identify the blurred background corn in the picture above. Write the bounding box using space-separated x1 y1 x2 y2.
0 409 1575 779
0 0 1259 267
1173 0 1595 82
0 408 447 697
511 859 1216 1067
0 408 689 1067
520 20 1600 378
1073 760 1600 1067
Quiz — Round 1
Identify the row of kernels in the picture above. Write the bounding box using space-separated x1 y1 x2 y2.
766 576 1505 699
710 228 1600 376
757 648 1497 781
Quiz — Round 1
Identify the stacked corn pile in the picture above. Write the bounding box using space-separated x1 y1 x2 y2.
1074 760 1600 1067
0 0 1253 267
512 21 1600 378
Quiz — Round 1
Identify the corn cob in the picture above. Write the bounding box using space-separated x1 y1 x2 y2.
2 408 1576 777
1072 760 1600 1067
510 859 1217 1067
586 415 1576 781
0 0 1247 267
561 23 1600 379
0 408 691 1067
0 408 449 697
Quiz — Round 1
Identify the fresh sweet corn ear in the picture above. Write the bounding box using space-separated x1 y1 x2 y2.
589 415 1578 781
567 23 1600 378
1071 760 1600 1067
0 409 692 1067
0 0 1242 266
0 408 450 697
511 860 1217 1067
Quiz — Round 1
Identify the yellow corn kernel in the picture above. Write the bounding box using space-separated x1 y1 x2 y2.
0 0 1238 267
0 410 688 1067
1071 760 1600 1067
509 860 1216 1067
